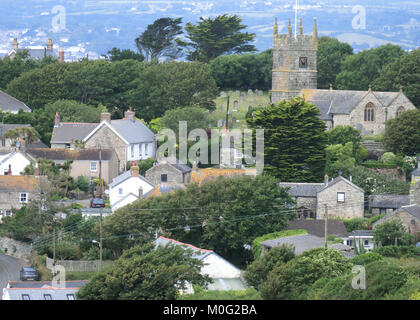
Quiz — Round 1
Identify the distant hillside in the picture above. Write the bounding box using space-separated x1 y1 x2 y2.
0 0 418 61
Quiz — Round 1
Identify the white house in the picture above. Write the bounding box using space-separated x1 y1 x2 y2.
0 151 33 176
155 236 247 294
109 166 155 212
343 230 375 252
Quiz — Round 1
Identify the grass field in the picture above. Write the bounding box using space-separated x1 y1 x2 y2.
208 90 270 130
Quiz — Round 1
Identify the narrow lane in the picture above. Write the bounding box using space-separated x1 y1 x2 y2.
0 254 23 298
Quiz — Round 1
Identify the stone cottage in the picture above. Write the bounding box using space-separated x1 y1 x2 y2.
145 161 192 186
279 175 365 220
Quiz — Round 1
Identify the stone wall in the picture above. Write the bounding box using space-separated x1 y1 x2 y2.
46 256 113 272
85 125 126 173
295 197 317 216
317 180 364 219
0 237 34 265
145 163 186 186
410 182 420 206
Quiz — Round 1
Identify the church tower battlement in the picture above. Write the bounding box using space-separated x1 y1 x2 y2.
272 17 318 103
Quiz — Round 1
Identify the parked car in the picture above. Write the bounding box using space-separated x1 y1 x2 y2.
90 198 105 208
20 267 39 281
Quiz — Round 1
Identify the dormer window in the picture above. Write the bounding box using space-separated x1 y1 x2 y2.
364 103 375 122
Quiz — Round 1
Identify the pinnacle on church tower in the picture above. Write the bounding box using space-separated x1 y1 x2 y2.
298 18 303 36
288 17 292 37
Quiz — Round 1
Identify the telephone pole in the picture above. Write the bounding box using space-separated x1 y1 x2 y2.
52 217 56 267
226 96 230 129
98 145 103 270
324 204 328 248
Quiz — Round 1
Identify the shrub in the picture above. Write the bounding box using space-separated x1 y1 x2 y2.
260 248 352 300
350 252 383 265
252 229 306 259
76 176 90 192
178 288 261 300
244 245 295 290
374 245 417 258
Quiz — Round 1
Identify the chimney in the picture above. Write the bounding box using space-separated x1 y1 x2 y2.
70 139 75 150
47 38 53 51
130 166 139 178
54 112 61 127
8 164 12 176
324 173 329 186
329 84 333 91
59 48 65 63
124 107 135 122
138 186 143 198
100 112 111 123
12 38 18 51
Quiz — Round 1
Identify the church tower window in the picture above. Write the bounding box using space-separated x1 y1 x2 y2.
364 103 375 122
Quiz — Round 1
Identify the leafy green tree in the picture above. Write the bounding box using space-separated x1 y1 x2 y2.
126 158 155 175
326 125 362 153
103 47 144 62
183 15 256 62
127 62 218 120
325 142 356 177
160 106 209 134
383 109 420 156
247 97 327 182
373 49 420 108
43 100 101 123
260 248 352 300
373 220 412 246
244 245 295 290
317 37 354 89
209 50 272 91
336 44 406 90
77 243 210 300
3 126 40 146
101 175 294 266
135 17 184 62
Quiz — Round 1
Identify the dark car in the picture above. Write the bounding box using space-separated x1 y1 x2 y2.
90 198 105 208
20 267 39 281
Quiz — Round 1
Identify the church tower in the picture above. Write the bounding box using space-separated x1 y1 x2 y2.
272 18 318 103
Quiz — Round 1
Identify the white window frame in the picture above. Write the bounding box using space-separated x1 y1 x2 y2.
19 193 28 203
90 162 98 172
139 144 143 157
145 143 148 156
337 192 345 203
131 145 135 158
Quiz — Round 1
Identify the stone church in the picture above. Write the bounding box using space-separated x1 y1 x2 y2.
272 18 416 135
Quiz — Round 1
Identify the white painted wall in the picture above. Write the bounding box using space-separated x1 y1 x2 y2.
109 176 154 209
126 142 156 162
0 152 31 176
201 253 242 279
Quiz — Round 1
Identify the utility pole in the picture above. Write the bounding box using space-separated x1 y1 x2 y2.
98 145 103 270
52 217 56 268
226 96 230 129
324 204 328 248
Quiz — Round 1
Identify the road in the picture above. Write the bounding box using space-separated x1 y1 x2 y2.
0 254 23 297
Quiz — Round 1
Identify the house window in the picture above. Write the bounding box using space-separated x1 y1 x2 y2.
90 162 97 172
118 188 123 195
19 193 28 203
145 144 148 156
65 143 71 149
89 177 94 185
364 103 375 122
1 139 5 147
380 208 387 215
131 145 135 158
337 192 345 202
364 240 369 246
161 174 168 182
346 240 353 246
66 294 75 300
139 144 142 156
44 294 52 300
22 294 30 300
396 106 405 117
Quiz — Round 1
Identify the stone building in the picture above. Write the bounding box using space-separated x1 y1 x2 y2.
272 18 318 103
280 175 365 220
271 18 416 135
370 194 410 215
145 161 192 186
8 38 65 62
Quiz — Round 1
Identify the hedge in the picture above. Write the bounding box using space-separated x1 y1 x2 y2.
362 161 398 169
252 229 307 259
374 245 420 258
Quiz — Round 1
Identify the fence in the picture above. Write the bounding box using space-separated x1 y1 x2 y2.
46 257 113 272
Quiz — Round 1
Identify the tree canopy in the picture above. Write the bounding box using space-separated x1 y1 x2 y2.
183 15 256 62
77 243 210 300
103 48 145 62
247 97 327 182
135 17 184 62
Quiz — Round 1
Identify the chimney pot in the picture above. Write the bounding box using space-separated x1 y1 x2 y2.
125 108 135 122
8 164 12 176
54 112 61 127
130 166 139 178
324 173 329 186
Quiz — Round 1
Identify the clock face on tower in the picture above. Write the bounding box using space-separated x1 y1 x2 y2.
299 57 308 68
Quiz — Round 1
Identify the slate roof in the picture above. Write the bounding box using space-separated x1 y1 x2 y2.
286 219 348 238
0 91 31 113
4 281 87 300
302 89 401 115
24 48 55 60
348 230 373 237
26 148 115 161
106 119 155 143
319 176 364 193
170 162 192 173
370 194 410 209
401 204 420 220
262 234 325 255
7 281 87 289
51 123 98 144
156 236 213 260
279 182 324 197
0 124 31 138
109 170 154 188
